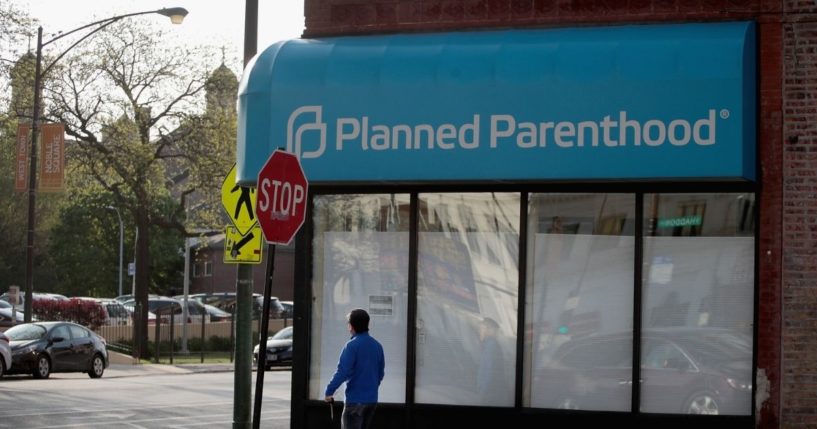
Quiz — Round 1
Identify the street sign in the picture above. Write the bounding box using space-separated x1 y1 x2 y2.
224 225 264 264
8 285 20 306
128 262 135 276
221 163 257 235
255 149 308 245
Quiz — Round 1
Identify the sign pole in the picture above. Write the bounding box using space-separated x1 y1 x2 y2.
252 243 275 429
252 149 308 426
233 261 254 429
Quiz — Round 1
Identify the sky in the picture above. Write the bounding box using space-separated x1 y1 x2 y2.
10 0 305 68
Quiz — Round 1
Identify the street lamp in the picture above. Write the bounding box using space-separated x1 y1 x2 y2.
106 206 124 298
22 7 188 322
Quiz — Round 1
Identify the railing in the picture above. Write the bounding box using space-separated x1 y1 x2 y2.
95 317 291 364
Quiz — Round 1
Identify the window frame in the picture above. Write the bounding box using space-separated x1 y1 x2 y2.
294 182 758 424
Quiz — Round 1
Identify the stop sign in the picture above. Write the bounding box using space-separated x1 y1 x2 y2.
255 150 309 244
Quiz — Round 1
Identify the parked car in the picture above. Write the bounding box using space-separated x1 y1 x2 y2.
123 297 208 325
202 303 232 322
121 303 156 324
0 300 11 309
0 292 68 308
73 298 131 326
253 326 293 370
0 307 29 329
4 321 108 379
531 327 752 415
0 332 11 378
280 301 294 319
187 292 285 319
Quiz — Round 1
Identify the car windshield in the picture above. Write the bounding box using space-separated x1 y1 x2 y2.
4 323 47 341
272 327 292 340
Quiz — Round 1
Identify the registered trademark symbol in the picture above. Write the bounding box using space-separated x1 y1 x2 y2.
720 109 730 119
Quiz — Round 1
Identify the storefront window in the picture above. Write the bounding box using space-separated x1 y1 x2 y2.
641 193 754 415
523 194 636 411
309 194 410 403
415 193 520 407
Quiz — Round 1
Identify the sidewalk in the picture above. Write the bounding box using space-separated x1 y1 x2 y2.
105 351 236 378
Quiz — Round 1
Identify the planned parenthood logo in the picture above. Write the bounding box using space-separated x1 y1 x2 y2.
287 105 729 160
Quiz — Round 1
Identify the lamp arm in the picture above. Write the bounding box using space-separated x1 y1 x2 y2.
39 7 176 77
41 9 161 47
40 18 120 78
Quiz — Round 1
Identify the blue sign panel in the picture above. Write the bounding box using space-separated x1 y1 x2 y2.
237 22 756 184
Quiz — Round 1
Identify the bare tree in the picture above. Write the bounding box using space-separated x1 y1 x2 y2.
46 19 234 356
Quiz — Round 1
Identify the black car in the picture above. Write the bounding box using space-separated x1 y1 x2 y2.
253 326 293 369
4 322 108 379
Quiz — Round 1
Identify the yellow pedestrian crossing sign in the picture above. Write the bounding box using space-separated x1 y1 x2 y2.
221 163 257 235
224 225 263 264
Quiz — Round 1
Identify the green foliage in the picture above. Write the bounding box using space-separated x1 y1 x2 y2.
47 186 184 298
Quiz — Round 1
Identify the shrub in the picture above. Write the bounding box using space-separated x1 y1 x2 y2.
32 298 107 330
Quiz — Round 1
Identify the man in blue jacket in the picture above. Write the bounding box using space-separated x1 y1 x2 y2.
325 308 385 429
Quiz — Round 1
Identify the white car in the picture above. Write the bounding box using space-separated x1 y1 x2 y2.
0 331 11 378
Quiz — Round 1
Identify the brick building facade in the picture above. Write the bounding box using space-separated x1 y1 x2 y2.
246 1 814 427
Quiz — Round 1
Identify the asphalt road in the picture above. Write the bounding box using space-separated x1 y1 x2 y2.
0 366 291 428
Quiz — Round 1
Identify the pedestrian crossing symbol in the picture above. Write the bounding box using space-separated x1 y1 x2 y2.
221 163 257 235
224 225 263 264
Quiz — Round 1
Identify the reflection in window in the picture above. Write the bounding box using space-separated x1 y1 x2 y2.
523 194 635 411
641 193 754 415
415 193 519 407
309 194 410 403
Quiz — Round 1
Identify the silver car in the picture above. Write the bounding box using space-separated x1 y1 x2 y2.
0 331 11 378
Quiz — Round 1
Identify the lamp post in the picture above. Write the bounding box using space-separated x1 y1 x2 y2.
106 206 124 298
22 7 188 322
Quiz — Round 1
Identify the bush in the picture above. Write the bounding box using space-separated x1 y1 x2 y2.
32 298 106 330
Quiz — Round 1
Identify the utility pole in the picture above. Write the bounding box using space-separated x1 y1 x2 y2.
233 1 258 428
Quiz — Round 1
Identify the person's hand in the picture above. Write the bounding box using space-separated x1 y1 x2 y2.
325 395 334 403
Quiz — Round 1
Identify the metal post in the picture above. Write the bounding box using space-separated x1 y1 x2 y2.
170 310 175 365
233 264 254 429
154 311 161 364
23 27 43 323
201 304 206 364
253 244 275 429
181 237 191 353
235 0 258 425
106 206 124 298
230 310 235 363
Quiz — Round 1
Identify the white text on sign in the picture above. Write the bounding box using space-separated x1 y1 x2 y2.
257 179 305 220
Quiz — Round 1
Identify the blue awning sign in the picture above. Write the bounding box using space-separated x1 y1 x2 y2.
237 22 756 184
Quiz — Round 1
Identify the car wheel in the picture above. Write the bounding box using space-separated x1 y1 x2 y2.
88 354 105 378
684 391 720 415
33 355 50 379
0 356 5 378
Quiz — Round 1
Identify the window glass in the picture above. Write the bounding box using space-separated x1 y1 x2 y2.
309 194 410 403
50 325 71 342
69 325 89 339
523 194 635 411
415 193 519 407
641 193 754 415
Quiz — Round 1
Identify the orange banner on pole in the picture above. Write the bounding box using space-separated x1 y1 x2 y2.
39 123 65 192
15 124 30 192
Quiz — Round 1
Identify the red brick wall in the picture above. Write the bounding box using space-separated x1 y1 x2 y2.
302 1 786 427
782 4 817 428
304 0 775 38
